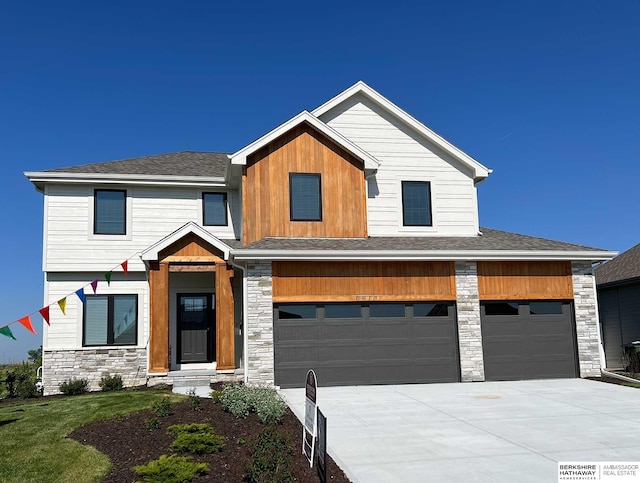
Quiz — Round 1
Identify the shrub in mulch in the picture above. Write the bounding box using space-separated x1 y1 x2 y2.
69 387 350 483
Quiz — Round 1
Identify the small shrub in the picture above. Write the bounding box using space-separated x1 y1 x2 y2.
59 378 89 396
133 454 209 483
146 417 160 431
219 383 286 423
244 425 294 483
3 363 39 399
153 382 171 391
210 389 223 403
99 374 124 392
237 437 246 446
167 423 226 455
152 396 173 417
186 388 201 411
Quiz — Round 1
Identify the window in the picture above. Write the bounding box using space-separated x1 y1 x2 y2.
402 181 432 226
277 304 317 319
203 192 228 226
413 303 450 317
484 302 519 316
83 295 137 346
94 189 126 234
324 304 362 319
290 173 322 221
529 302 563 315
369 303 406 318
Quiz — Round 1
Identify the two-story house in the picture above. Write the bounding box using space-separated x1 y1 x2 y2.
26 82 615 395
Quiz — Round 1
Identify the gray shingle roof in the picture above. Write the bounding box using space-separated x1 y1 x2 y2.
595 243 640 286
240 227 607 252
44 151 230 178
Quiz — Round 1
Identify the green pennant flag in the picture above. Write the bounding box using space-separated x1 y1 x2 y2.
105 271 112 286
0 326 16 340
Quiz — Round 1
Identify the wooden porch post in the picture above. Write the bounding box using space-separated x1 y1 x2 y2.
149 261 170 372
216 263 235 370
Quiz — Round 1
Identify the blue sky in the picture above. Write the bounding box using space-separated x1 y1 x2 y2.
1 1 639 362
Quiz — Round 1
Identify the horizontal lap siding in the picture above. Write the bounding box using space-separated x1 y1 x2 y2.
242 124 368 244
318 95 479 237
272 261 456 302
45 184 240 272
478 261 573 300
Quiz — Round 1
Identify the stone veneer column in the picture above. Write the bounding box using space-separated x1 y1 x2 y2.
245 261 275 385
572 261 601 377
455 261 485 382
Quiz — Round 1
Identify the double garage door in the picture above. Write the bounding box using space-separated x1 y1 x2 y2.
274 300 578 388
274 302 460 388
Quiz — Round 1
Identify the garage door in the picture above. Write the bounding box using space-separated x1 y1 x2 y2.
274 302 460 388
481 301 578 381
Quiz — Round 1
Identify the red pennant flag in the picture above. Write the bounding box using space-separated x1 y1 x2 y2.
90 279 99 294
18 316 37 335
121 260 128 275
39 307 50 325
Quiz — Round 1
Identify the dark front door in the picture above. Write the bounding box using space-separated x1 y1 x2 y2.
178 293 215 363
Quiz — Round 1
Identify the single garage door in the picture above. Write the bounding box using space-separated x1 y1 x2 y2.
274 302 459 388
481 301 578 381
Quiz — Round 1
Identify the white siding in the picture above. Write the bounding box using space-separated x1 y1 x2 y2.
44 274 149 351
44 184 241 272
319 94 480 237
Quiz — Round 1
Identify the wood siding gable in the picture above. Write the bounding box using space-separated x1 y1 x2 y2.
242 122 368 244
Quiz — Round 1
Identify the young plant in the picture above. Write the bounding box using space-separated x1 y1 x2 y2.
99 374 124 392
146 417 160 432
244 425 294 483
152 396 173 417
59 378 89 396
186 388 201 411
167 423 226 455
133 454 209 483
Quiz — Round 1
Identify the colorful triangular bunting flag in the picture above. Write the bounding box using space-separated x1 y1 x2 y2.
18 316 36 335
0 326 16 340
90 279 99 294
75 288 85 304
58 297 67 315
105 271 112 286
39 306 50 325
121 260 128 275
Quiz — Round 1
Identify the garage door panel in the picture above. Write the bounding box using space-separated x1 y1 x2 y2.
275 302 459 388
481 301 577 381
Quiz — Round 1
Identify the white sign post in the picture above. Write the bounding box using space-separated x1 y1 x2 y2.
302 369 317 467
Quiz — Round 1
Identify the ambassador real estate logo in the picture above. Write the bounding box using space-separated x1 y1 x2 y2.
558 462 639 481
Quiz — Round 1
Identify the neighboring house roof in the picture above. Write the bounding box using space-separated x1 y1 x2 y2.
232 228 615 261
229 111 380 171
595 243 640 286
312 81 492 183
25 151 230 188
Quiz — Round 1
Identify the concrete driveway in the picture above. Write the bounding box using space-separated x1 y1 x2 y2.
280 379 640 482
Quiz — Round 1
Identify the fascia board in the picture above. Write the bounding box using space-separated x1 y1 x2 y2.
232 249 617 262
312 81 492 181
141 222 231 261
229 111 380 170
24 171 227 187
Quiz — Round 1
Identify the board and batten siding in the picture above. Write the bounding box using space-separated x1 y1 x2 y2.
318 93 479 237
43 184 240 272
272 261 456 302
43 274 149 351
242 123 368 245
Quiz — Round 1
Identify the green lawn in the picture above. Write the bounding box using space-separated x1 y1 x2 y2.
0 389 180 483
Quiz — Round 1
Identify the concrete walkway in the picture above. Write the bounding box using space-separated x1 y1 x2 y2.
280 379 640 482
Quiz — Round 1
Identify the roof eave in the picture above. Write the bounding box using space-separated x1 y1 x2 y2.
229 111 380 171
231 249 617 262
24 171 227 187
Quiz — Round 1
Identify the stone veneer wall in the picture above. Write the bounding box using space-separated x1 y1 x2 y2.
245 261 275 385
572 261 602 377
42 348 147 395
455 261 485 382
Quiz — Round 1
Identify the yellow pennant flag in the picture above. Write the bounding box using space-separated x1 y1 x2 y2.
57 297 67 315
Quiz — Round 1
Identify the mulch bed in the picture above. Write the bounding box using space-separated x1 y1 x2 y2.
69 386 350 482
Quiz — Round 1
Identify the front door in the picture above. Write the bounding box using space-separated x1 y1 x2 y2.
178 293 215 363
